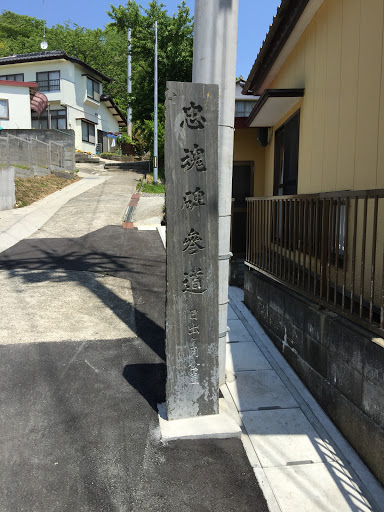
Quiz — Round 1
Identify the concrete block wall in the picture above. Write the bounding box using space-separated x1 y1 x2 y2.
1 129 75 172
244 268 384 486
0 167 15 210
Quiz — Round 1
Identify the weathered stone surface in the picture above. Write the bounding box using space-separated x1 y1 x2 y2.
0 167 15 211
165 81 219 420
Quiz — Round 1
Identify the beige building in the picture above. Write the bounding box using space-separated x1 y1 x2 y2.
234 0 384 486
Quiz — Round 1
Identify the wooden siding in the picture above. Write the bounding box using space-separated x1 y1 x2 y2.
263 0 384 195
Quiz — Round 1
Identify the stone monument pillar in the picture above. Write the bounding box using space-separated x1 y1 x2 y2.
165 81 219 421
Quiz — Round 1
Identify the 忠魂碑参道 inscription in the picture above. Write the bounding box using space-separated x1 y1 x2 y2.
165 81 219 420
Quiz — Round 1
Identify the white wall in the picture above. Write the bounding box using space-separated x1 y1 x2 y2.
0 58 123 152
0 84 32 129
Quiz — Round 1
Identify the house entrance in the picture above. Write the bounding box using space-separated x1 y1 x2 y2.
231 161 254 256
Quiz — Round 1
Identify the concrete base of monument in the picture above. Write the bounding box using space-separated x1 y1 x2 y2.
158 398 242 441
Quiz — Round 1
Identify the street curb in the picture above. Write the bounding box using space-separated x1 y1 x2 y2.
123 192 141 229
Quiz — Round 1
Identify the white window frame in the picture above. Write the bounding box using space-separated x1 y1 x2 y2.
0 99 9 120
82 121 95 144
86 77 101 102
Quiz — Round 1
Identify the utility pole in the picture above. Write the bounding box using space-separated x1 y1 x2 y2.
153 19 158 185
193 0 239 385
127 25 132 138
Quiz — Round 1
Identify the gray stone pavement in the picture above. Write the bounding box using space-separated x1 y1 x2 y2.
0 168 267 512
223 286 384 512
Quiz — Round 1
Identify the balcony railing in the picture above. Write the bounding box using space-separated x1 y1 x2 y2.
246 190 384 336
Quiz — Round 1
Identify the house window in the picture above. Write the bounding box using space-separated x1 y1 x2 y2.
36 71 60 92
0 99 9 119
31 107 67 129
235 100 257 117
0 73 24 81
82 121 95 143
274 110 300 196
86 77 101 101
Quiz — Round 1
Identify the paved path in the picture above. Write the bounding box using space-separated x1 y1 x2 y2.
225 287 384 512
0 170 268 512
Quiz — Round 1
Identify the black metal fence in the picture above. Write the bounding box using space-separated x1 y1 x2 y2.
246 190 384 336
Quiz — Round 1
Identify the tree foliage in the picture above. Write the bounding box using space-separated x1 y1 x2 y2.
108 1 193 123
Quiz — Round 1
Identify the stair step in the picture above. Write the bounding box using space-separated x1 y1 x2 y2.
104 161 150 171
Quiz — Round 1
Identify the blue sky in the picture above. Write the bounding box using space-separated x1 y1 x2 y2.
1 0 281 79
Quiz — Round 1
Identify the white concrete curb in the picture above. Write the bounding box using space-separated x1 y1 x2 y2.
158 399 241 441
157 225 166 248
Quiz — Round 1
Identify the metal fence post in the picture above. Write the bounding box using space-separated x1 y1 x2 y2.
28 139 33 170
49 141 52 170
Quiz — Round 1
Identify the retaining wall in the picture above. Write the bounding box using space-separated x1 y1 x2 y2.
244 268 384 485
1 129 75 172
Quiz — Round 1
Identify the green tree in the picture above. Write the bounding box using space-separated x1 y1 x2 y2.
0 11 45 55
108 1 193 168
108 0 193 122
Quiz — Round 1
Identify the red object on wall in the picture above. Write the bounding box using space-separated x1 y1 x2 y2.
30 91 48 116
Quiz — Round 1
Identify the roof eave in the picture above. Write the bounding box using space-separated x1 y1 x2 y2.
100 94 127 125
243 0 309 96
0 52 112 84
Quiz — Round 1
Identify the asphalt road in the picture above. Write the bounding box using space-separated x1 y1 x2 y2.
0 172 268 512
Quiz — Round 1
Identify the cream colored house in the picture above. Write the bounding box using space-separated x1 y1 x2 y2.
234 0 384 486
0 51 126 152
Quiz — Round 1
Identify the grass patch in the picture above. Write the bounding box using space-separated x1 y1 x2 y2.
140 182 165 194
14 173 81 208
0 163 30 169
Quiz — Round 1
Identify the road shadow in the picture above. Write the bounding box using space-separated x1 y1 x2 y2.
0 226 166 361
123 363 166 413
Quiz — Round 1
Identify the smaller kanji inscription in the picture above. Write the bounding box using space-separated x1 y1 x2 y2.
187 309 200 384
189 309 198 321
180 102 206 129
188 324 200 335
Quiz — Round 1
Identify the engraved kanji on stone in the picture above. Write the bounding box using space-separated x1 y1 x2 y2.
190 345 199 356
182 268 207 294
189 366 199 383
189 309 198 321
183 228 205 255
180 102 206 129
181 187 205 211
188 324 200 335
181 144 206 172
